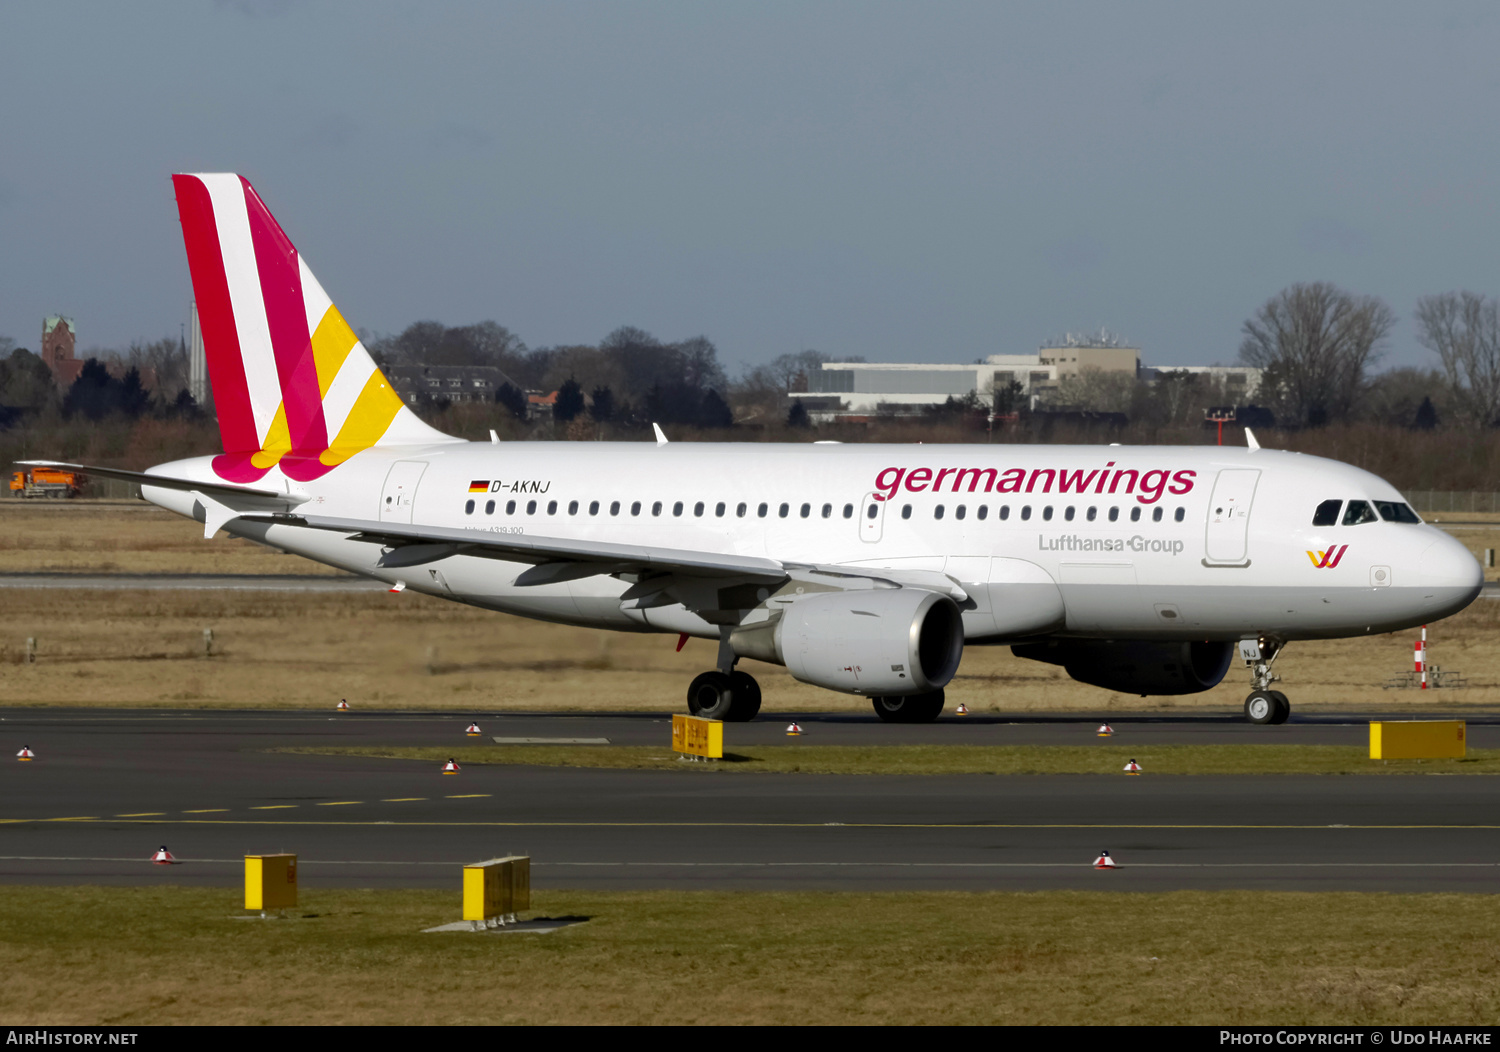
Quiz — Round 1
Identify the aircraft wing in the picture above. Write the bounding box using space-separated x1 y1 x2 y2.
279 513 790 583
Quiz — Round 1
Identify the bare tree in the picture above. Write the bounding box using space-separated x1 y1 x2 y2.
1413 291 1500 427
1239 282 1394 426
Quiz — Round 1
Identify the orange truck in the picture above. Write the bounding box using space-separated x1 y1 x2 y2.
8 467 82 498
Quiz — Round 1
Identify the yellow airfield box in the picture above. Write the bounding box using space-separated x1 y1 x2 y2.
1370 721 1466 760
463 856 531 922
244 854 297 910
673 713 723 759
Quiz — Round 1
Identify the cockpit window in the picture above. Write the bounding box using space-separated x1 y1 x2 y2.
1312 499 1342 527
1374 500 1422 524
1342 500 1379 526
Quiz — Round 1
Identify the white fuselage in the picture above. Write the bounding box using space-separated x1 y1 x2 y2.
143 440 1482 645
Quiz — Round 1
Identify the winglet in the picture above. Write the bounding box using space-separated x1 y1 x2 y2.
652 423 668 446
1245 428 1261 451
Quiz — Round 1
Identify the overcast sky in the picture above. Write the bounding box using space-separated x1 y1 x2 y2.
3 1 1499 373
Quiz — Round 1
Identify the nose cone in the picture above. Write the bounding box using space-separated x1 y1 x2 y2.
1417 532 1484 617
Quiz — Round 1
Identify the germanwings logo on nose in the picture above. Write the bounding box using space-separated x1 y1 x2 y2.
1307 545 1348 568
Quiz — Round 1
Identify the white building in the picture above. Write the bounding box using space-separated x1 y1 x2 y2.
789 344 1260 421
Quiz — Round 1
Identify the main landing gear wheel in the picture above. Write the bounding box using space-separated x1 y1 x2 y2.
685 670 761 722
871 689 945 724
1244 690 1289 725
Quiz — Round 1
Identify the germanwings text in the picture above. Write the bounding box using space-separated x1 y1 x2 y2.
873 462 1196 506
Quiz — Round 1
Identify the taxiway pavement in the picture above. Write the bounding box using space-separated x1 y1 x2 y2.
2 709 1498 894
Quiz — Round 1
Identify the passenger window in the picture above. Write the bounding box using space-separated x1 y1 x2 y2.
800 503 811 518
1343 500 1379 526
737 502 747 517
568 500 579 515
1064 506 1075 522
715 502 726 517
822 503 833 518
526 500 537 515
1130 507 1141 522
1312 499 1342 527
609 501 620 516
1108 507 1118 522
673 502 684 517
935 505 945 520
631 501 642 516
1374 501 1422 524
465 499 475 515
485 500 495 515
843 504 854 519
1152 506 1163 522
1174 507 1184 522
955 505 966 520
901 504 912 520
1086 506 1096 521
693 502 704 517
1021 506 1031 521
588 500 599 516
866 504 878 519
779 503 790 518
506 500 516 515
1000 506 1010 521
977 506 989 521
1042 506 1053 521
652 501 662 516
547 500 558 515
758 503 768 518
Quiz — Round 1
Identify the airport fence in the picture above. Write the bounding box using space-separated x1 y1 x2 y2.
1404 491 1500 514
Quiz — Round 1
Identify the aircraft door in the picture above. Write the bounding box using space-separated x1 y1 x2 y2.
860 493 886 542
1204 469 1260 565
380 461 428 523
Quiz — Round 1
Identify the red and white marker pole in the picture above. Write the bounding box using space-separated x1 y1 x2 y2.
1415 625 1427 690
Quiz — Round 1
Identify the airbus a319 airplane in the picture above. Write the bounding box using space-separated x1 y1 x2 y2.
27 174 1484 725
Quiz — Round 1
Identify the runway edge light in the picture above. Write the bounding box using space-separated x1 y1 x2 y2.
1123 759 1142 774
442 758 461 774
1093 850 1116 870
152 846 177 865
16 746 34 761
1097 724 1113 737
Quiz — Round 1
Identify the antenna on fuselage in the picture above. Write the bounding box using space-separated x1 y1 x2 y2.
1245 428 1261 451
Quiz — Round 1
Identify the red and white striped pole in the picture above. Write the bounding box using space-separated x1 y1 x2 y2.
1415 625 1427 690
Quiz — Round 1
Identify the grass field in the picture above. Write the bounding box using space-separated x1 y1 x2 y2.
283 743 1500 776
1 499 1498 713
2 886 1497 1025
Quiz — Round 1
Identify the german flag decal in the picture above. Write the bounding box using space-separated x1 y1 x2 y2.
468 480 490 493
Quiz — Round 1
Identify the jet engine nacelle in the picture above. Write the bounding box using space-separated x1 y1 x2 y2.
1011 639 1235 696
731 588 964 696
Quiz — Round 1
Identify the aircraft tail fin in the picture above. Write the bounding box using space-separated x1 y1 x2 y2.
171 173 453 483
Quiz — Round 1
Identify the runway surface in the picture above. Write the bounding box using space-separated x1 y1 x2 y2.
3 709 1500 894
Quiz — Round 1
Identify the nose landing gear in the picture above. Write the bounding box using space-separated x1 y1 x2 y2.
1241 636 1289 724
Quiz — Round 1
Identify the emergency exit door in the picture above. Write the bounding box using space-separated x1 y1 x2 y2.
860 493 886 542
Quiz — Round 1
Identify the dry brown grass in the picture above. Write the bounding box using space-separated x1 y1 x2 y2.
1 499 1497 712
0 500 342 575
1 583 1497 712
2 887 1498 1025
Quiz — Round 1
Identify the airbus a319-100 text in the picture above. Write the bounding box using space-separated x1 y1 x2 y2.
26 174 1483 725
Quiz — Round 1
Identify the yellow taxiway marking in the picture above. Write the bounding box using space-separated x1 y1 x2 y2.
248 805 297 810
445 794 491 799
44 817 99 822
317 801 362 807
382 797 426 802
183 809 228 813
115 812 164 817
